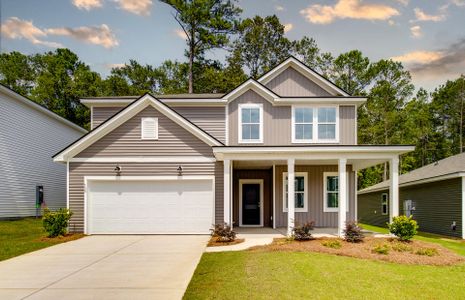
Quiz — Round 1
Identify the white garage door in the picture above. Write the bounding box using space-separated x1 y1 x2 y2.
87 179 214 234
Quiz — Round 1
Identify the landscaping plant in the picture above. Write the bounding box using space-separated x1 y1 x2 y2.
388 215 418 241
210 223 236 242
372 243 390 255
415 248 439 257
321 239 342 249
343 220 365 243
292 221 315 241
42 208 73 237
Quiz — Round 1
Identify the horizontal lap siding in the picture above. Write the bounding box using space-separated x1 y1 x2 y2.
92 107 122 129
68 162 223 233
265 67 332 96
358 191 390 227
275 165 355 227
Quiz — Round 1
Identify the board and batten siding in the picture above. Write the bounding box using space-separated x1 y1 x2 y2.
79 106 214 157
68 161 224 233
227 90 357 145
92 106 226 143
264 67 332 97
0 91 84 218
274 165 356 227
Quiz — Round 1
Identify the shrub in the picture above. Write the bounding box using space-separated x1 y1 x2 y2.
42 208 73 237
415 248 439 257
210 223 236 242
372 244 390 255
343 220 365 243
391 242 413 253
292 221 315 241
388 215 419 241
321 239 342 249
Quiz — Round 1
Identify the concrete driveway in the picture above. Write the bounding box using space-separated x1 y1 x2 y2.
0 235 209 300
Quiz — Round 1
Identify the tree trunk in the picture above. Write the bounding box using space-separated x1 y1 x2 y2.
188 45 194 93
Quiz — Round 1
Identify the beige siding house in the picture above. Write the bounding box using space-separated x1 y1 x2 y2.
54 57 413 235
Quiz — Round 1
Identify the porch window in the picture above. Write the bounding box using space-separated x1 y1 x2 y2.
323 172 349 212
239 103 263 143
317 107 337 140
381 193 388 215
292 107 313 142
283 172 308 212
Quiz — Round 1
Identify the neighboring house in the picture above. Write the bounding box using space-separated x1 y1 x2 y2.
358 153 465 239
0 84 86 218
53 57 413 236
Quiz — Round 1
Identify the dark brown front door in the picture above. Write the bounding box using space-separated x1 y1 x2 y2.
241 183 261 225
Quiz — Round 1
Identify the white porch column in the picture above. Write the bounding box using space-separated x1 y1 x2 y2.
223 159 231 225
287 158 295 236
338 158 347 237
389 156 399 223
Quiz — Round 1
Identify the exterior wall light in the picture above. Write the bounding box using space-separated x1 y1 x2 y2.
114 164 122 176
177 165 183 176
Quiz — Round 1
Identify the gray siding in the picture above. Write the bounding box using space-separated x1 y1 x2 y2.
68 161 224 233
340 106 356 145
358 178 463 238
0 91 84 218
274 165 356 227
265 67 332 97
79 106 214 157
92 107 122 129
358 191 390 227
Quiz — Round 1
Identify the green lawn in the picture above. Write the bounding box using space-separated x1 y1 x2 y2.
0 218 82 261
360 223 465 256
184 251 465 300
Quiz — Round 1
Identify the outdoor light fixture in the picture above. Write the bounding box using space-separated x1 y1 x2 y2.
114 164 122 175
177 165 183 176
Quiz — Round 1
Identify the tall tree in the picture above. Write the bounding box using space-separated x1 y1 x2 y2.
0 51 36 95
293 36 320 69
160 0 241 93
107 60 163 94
331 50 373 96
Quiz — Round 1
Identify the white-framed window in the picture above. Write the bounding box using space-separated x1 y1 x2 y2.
141 117 158 140
323 172 349 212
291 106 339 143
282 172 308 212
239 103 263 143
381 193 388 215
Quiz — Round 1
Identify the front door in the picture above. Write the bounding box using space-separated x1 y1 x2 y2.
240 180 263 226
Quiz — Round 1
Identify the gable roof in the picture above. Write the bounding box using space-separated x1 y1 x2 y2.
257 56 350 97
53 93 223 162
221 78 279 103
0 83 86 134
358 152 465 194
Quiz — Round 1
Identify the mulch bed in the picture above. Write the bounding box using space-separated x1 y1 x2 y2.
249 237 464 266
207 237 245 247
37 233 85 242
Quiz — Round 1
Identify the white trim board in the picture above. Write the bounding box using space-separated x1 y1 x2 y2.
239 179 264 227
70 156 217 163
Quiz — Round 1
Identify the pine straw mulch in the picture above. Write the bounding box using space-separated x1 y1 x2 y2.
207 237 245 247
248 237 464 266
37 233 85 242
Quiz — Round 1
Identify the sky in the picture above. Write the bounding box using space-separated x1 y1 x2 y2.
1 0 465 91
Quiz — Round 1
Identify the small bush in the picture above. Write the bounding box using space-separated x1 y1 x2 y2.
321 239 342 249
292 221 315 241
388 215 419 241
372 244 390 255
210 223 236 242
391 242 413 253
42 208 73 237
415 248 439 257
344 220 365 243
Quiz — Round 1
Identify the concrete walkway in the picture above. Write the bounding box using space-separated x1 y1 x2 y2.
0 235 209 300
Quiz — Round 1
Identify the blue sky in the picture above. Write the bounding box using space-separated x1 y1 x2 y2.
1 0 465 91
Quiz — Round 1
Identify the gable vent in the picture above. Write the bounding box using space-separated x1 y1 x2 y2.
141 117 158 140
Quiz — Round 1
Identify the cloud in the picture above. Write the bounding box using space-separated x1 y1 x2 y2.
47 24 118 48
284 23 293 33
392 50 444 64
300 0 399 24
410 25 422 38
0 17 62 48
412 7 446 22
105 63 126 69
275 5 284 11
114 0 152 16
395 0 409 6
174 28 187 39
72 0 103 10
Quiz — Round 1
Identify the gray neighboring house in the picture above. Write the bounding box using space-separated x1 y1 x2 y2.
358 153 465 239
0 84 86 218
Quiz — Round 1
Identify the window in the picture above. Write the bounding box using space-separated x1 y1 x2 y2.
323 172 349 212
239 104 263 143
141 117 158 140
283 172 308 212
292 106 338 143
381 193 388 215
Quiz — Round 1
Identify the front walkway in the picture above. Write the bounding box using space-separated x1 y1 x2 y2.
0 235 209 300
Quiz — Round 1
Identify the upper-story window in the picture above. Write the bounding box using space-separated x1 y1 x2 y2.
292 106 338 143
141 117 158 140
239 103 263 143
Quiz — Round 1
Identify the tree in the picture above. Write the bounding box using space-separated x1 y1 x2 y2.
293 36 321 69
0 51 36 96
331 50 373 96
106 60 163 94
160 0 241 93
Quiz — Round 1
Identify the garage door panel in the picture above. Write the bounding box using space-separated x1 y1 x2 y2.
87 179 213 234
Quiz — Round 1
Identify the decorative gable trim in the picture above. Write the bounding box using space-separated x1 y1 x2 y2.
53 94 223 162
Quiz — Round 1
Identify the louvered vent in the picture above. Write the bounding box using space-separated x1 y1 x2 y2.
141 117 158 140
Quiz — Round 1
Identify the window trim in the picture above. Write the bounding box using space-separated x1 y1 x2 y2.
323 172 349 213
238 103 263 144
291 105 339 144
282 172 308 213
381 193 388 215
141 117 158 140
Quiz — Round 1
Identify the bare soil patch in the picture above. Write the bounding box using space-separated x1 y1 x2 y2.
249 237 464 266
207 237 245 247
37 233 85 243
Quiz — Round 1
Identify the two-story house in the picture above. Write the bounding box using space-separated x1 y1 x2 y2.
53 57 413 236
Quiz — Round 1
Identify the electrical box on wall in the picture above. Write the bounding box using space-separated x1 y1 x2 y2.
36 185 44 217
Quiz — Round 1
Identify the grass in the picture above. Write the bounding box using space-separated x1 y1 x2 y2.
360 223 465 257
0 218 83 261
184 250 465 300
